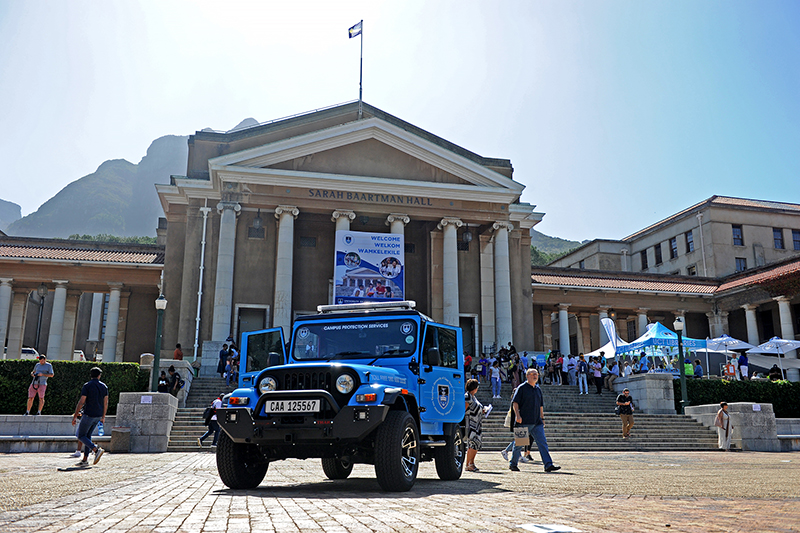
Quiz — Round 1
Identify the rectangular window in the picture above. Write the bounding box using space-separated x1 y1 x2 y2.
732 224 744 246
794 229 800 251
299 236 317 247
685 230 694 253
640 250 648 270
247 226 265 239
670 237 678 259
627 320 637 341
687 265 697 276
579 260 585 269
654 243 663 265
774 228 785 249
405 243 415 254
735 257 747 272
457 241 469 252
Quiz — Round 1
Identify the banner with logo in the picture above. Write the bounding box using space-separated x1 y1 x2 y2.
333 230 404 304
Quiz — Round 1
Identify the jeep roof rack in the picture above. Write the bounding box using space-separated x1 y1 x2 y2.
317 300 417 314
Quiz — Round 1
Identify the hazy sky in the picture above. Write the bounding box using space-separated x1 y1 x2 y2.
1 0 798 241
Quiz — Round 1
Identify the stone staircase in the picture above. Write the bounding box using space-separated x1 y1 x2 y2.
474 382 720 452
166 377 234 452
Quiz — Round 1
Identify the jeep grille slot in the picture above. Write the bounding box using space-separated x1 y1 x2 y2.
283 371 332 392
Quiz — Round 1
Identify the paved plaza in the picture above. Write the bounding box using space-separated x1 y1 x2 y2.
0 450 798 532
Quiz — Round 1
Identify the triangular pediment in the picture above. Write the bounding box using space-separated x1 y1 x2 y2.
208 117 524 194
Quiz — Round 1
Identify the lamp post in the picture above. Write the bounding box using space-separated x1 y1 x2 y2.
673 317 688 414
151 295 167 392
35 283 47 351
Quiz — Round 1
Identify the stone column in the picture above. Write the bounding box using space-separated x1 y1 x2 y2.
558 304 571 355
59 290 81 359
438 217 462 327
492 221 513 346
46 281 69 359
541 310 552 353
774 296 798 382
578 313 591 353
597 305 610 345
332 209 356 232
742 304 759 346
7 288 29 359
211 201 241 341
104 283 123 362
274 205 299 337
386 213 409 235
637 308 649 338
480 234 495 353
0 278 12 351
706 311 729 339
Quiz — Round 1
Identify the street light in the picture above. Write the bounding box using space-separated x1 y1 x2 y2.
151 294 168 392
35 283 47 351
673 317 688 414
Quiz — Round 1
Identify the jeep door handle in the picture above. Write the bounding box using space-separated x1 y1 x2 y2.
453 373 461 379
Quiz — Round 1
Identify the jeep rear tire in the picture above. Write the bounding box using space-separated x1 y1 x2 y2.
434 425 465 480
374 411 419 492
321 457 354 480
216 431 268 489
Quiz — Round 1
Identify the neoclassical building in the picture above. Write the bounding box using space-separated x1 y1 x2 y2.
156 102 542 359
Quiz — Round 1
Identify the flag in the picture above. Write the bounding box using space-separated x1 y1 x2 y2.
348 21 362 38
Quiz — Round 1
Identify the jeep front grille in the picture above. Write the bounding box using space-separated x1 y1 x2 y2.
282 371 332 392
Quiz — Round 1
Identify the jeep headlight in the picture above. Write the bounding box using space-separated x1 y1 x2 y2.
336 374 355 394
259 376 277 394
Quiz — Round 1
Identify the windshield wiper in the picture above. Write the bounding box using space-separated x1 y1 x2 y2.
329 351 370 360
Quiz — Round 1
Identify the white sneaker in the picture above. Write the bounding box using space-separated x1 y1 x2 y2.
520 456 533 463
93 447 104 465
70 451 82 458
501 449 509 461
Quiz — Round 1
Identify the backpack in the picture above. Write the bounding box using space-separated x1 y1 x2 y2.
202 406 214 424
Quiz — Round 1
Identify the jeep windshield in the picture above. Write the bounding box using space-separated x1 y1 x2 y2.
293 319 419 361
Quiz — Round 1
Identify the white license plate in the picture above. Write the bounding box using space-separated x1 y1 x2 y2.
265 399 320 414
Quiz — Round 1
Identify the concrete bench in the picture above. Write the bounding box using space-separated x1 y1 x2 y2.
0 415 117 453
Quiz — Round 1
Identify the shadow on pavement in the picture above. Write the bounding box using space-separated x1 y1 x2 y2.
215 476 510 498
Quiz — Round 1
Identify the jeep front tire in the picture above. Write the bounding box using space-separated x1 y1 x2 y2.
374 411 419 492
216 431 268 489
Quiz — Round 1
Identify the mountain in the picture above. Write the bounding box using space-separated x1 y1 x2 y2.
0 199 21 232
6 135 188 238
530 229 584 255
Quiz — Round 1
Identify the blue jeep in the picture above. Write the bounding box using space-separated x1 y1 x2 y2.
215 301 466 492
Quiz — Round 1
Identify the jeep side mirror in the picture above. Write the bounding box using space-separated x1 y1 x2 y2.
425 347 441 371
267 352 283 367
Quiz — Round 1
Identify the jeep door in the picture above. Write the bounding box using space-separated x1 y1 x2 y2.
239 328 286 388
419 323 464 426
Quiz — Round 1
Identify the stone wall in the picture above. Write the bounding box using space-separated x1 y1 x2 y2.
114 392 178 453
613 373 676 414
685 402 780 452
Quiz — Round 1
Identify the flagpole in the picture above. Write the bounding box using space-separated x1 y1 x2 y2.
358 19 363 120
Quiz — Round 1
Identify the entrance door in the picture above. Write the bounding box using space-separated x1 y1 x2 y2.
237 307 267 347
459 316 475 357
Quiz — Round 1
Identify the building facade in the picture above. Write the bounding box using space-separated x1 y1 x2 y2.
551 196 800 277
156 102 542 360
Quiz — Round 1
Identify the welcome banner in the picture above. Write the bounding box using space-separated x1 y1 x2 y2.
333 230 405 304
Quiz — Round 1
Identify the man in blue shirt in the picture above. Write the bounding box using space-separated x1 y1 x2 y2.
509 368 560 473
71 367 108 466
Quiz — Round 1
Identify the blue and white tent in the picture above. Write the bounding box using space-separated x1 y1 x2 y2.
617 322 706 355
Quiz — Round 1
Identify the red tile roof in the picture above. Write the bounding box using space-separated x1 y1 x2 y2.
0 244 164 265
531 269 718 294
717 259 800 292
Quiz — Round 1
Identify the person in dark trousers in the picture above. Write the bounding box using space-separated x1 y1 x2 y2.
217 344 230 378
199 394 224 448
509 368 560 473
168 365 182 397
71 367 108 466
616 387 635 439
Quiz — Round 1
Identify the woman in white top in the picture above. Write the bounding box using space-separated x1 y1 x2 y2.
490 361 502 399
715 401 733 450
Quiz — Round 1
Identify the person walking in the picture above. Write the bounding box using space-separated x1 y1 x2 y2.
738 353 749 381
715 401 733 451
71 367 108 466
26 354 54 415
168 365 182 397
616 387 635 439
464 379 490 472
217 344 230 378
592 357 603 394
199 394 224 448
508 368 560 473
173 343 184 360
577 354 589 395
490 360 502 399
567 354 577 386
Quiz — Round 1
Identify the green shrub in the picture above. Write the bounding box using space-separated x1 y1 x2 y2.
0 360 149 415
674 379 800 418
